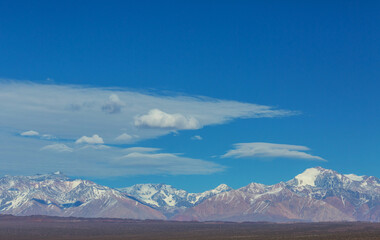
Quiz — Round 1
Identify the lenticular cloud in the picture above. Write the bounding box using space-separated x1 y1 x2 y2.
223 142 325 161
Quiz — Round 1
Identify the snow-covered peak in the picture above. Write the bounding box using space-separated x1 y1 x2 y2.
293 167 371 186
242 182 266 191
287 167 380 202
344 174 364 182
189 184 232 204
294 167 322 187
120 183 186 197
119 183 189 208
214 184 231 192
119 183 232 215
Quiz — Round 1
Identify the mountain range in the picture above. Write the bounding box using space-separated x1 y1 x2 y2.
119 183 232 216
0 172 164 220
1 167 379 222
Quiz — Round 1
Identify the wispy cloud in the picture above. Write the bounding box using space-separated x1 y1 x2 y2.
7 138 224 177
115 133 134 142
191 135 203 140
222 142 325 161
116 152 224 175
75 134 104 144
20 130 56 140
40 143 73 153
122 147 161 153
78 144 110 150
20 130 39 136
41 134 56 140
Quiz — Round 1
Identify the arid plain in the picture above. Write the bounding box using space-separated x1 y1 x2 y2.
1 215 380 240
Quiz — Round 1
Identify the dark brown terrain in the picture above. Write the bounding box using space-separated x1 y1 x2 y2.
1 215 380 240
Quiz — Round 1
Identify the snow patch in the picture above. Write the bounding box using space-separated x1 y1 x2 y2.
70 180 82 189
163 194 176 207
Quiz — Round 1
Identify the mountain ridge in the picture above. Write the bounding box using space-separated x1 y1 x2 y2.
119 183 232 216
0 167 379 222
0 172 165 220
173 167 380 222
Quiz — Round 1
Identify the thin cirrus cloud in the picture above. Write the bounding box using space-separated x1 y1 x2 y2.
122 147 161 153
34 143 224 177
117 152 224 175
20 130 39 136
41 134 56 140
40 143 73 153
134 109 201 130
20 130 56 140
222 142 325 161
191 135 203 140
75 134 104 144
78 144 110 150
115 133 134 142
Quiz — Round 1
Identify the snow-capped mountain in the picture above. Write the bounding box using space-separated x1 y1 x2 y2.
287 167 380 221
118 183 232 216
174 167 380 222
0 172 165 220
1 167 379 222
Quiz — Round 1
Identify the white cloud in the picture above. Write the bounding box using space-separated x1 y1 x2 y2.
102 94 125 114
115 133 134 142
222 142 325 161
40 144 73 153
20 131 56 140
41 134 55 140
20 130 39 136
134 109 201 130
191 135 203 140
75 134 104 144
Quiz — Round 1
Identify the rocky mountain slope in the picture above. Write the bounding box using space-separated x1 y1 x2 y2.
173 167 380 222
119 183 231 216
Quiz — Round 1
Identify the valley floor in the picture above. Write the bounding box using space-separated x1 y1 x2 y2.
0 215 380 240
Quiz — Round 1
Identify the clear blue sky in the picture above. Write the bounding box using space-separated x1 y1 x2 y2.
0 0 379 192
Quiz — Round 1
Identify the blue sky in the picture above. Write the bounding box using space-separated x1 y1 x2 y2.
0 0 379 192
